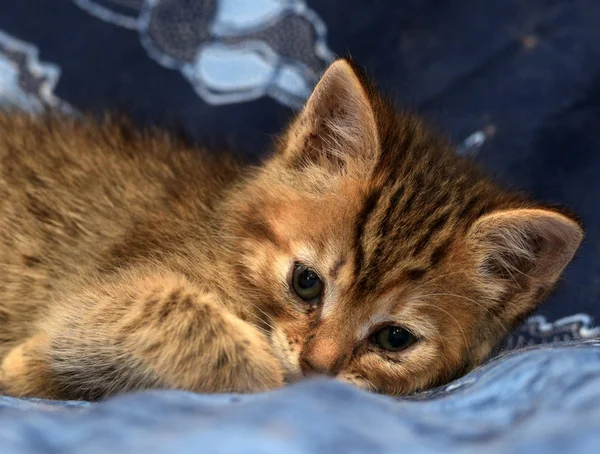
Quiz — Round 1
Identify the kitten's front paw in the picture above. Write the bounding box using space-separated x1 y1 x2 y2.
2 275 285 399
217 311 285 393
0 334 56 398
122 289 285 394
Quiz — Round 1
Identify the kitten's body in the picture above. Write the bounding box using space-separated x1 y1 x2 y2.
0 113 235 346
0 60 582 399
0 112 303 397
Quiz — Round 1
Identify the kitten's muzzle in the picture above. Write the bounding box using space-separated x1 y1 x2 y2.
300 358 332 377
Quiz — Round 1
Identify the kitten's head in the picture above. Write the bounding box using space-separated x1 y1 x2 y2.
225 59 583 395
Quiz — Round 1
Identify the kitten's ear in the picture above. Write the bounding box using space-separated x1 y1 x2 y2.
467 208 583 295
282 59 379 171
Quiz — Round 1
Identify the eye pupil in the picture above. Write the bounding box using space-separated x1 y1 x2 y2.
387 327 409 347
292 263 323 302
373 326 416 352
298 269 318 289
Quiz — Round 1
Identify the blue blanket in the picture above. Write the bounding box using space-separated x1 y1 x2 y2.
1 342 599 453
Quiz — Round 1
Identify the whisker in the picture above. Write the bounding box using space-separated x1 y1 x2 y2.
420 270 471 285
417 292 510 336
240 307 276 334
411 300 470 349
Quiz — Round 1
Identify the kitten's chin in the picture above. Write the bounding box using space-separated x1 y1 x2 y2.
282 371 304 385
269 327 304 384
338 375 378 393
278 360 304 385
275 351 304 385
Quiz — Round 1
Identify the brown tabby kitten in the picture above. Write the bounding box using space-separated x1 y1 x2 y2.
0 59 582 400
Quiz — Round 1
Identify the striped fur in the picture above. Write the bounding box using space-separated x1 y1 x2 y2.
0 59 583 399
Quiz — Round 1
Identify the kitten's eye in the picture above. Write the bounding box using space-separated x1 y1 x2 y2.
291 263 323 302
372 326 416 352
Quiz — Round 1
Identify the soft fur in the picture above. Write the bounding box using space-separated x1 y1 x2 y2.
0 59 582 399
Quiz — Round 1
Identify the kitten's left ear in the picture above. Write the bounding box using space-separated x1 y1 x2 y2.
282 59 379 171
468 207 583 293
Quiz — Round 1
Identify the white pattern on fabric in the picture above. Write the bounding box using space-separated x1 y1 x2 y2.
0 31 72 112
74 0 334 108
503 314 600 350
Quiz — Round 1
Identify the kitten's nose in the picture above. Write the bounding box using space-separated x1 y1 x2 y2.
300 358 330 377
300 336 345 377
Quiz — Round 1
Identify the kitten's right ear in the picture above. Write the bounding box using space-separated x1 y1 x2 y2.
281 59 379 172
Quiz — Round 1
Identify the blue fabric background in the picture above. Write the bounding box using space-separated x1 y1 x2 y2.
0 342 599 453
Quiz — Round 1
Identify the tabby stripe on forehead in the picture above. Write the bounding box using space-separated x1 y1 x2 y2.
395 187 418 221
429 237 452 268
411 210 452 259
378 183 405 239
353 189 381 280
413 190 451 228
362 179 425 284
456 195 480 221
373 123 415 183
360 182 406 286
376 182 420 255
400 186 450 249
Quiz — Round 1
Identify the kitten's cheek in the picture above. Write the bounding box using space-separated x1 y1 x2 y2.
270 327 303 383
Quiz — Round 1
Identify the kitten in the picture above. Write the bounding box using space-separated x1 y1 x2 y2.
0 59 582 400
